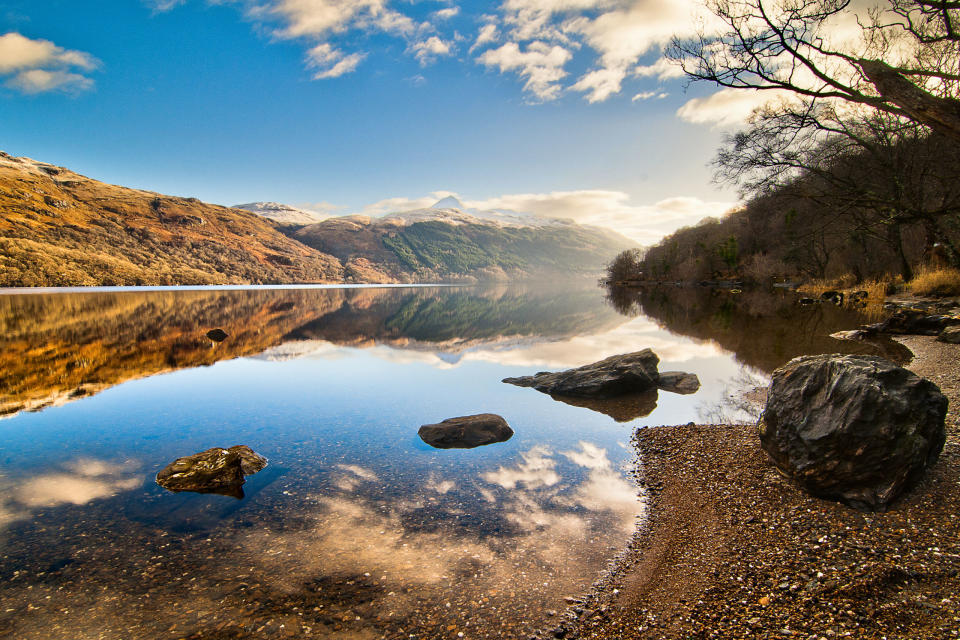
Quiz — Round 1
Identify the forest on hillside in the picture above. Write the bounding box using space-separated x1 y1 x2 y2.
608 0 960 288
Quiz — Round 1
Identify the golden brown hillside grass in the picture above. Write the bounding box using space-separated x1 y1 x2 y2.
0 152 344 286
908 267 960 296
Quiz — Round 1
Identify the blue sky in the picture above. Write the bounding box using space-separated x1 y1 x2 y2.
0 0 761 243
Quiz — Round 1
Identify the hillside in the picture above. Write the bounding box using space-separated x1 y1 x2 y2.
0 152 633 286
0 153 343 286
233 201 328 226
292 200 635 283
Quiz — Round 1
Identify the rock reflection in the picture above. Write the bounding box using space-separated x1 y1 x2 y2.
549 389 659 422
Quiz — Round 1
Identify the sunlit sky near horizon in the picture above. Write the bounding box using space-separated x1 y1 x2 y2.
0 0 772 244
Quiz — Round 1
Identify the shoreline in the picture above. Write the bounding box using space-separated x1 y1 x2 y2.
554 336 960 640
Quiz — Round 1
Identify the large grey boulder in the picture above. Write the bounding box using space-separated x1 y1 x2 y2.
503 349 661 397
759 354 947 510
418 414 514 449
156 445 268 497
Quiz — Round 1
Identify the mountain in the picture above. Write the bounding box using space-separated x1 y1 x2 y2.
233 201 328 226
292 199 636 283
0 151 634 286
0 152 343 286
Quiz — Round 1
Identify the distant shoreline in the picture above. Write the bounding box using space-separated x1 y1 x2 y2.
552 335 960 639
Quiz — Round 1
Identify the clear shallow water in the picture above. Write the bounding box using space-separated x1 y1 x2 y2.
0 284 895 639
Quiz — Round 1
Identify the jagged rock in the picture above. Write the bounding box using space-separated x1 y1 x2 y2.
502 349 660 398
865 309 960 336
206 328 229 342
759 354 947 510
657 371 701 395
156 445 268 497
229 444 269 474
418 414 513 449
939 325 960 344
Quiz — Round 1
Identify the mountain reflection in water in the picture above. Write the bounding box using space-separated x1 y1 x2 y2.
0 283 897 639
0 285 624 418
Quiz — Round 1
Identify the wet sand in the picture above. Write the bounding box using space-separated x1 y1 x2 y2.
557 335 960 640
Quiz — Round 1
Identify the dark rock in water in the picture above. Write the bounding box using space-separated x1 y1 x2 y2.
502 349 660 398
418 414 513 449
938 325 960 344
550 389 658 422
759 354 947 510
865 309 960 336
820 290 844 305
206 328 229 342
229 444 269 474
798 298 815 305
657 371 701 395
156 445 268 498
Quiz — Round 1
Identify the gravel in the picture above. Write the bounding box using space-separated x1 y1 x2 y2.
559 336 960 640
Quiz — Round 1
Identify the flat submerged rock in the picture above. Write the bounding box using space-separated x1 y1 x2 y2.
156 445 268 498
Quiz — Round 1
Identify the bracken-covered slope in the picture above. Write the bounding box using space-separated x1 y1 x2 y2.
0 152 343 286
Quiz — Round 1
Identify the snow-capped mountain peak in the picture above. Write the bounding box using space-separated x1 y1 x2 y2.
233 201 327 226
431 196 465 210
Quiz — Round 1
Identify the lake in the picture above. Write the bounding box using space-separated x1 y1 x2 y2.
0 284 901 639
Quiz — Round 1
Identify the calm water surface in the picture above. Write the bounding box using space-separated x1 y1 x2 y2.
0 284 898 639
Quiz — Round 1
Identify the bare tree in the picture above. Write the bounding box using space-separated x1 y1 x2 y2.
669 0 960 141
714 98 960 277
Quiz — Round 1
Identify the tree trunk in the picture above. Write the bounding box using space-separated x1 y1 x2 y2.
887 222 914 281
859 59 960 144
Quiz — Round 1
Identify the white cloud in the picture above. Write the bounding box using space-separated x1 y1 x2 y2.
343 188 738 245
482 0 707 102
0 32 99 94
470 22 499 53
478 40 571 101
356 190 457 217
5 69 94 94
411 36 453 66
632 90 667 101
433 7 459 20
464 190 738 244
306 42 367 78
634 56 684 80
146 0 187 12
676 88 794 127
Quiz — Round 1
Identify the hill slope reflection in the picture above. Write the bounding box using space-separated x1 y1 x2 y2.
0 286 627 417
606 286 910 373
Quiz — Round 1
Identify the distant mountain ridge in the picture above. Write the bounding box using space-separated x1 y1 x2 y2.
0 151 635 286
291 197 635 283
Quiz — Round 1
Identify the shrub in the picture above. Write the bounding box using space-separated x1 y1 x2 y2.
908 267 960 297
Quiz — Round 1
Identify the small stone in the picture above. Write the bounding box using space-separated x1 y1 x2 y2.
206 328 229 342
